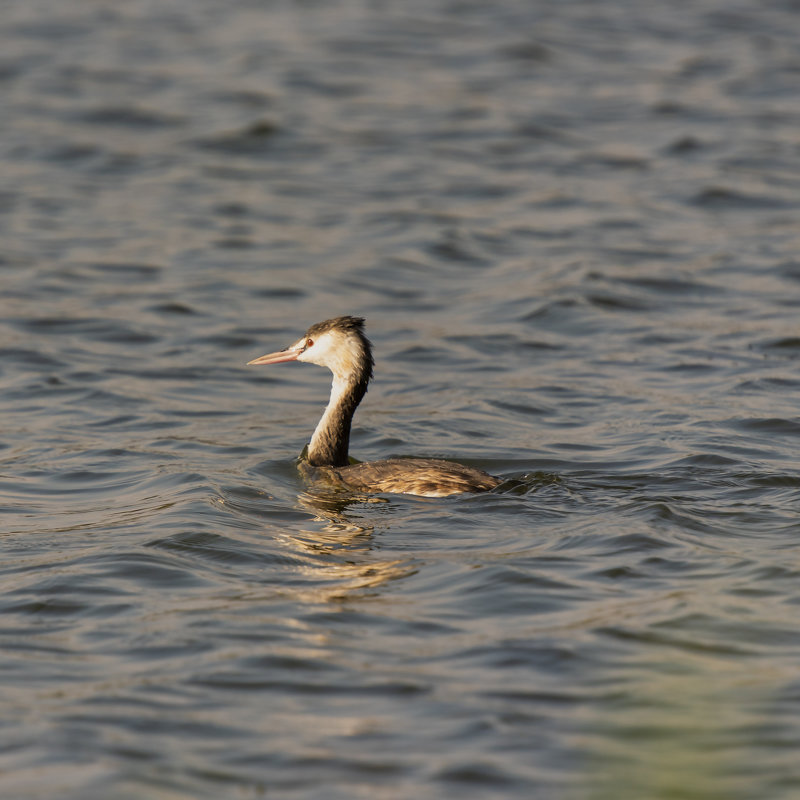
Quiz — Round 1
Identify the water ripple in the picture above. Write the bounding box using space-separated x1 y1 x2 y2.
2 0 800 797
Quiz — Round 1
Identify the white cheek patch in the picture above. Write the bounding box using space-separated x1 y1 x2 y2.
298 332 336 367
295 330 363 383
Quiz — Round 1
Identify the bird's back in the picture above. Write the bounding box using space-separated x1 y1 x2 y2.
304 457 500 498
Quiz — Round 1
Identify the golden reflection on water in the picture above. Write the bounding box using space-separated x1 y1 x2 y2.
271 489 417 603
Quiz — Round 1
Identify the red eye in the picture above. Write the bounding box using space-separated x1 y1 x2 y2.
306 338 314 348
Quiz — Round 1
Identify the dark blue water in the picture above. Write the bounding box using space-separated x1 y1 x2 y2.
2 0 800 797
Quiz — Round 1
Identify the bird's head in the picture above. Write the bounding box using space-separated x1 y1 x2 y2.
248 316 374 384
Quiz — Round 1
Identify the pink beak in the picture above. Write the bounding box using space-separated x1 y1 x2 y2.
247 345 302 366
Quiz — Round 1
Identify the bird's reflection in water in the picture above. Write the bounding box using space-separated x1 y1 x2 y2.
272 488 417 601
300 486 389 521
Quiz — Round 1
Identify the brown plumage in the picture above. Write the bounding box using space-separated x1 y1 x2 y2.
248 316 501 498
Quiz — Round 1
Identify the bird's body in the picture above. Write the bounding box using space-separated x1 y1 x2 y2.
300 456 500 498
248 316 500 498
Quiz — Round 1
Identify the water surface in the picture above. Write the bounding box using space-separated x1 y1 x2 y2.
2 0 800 798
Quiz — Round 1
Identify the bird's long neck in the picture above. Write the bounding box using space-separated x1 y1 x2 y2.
306 373 368 468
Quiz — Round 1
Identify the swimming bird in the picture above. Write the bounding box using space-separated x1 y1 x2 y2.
248 316 500 497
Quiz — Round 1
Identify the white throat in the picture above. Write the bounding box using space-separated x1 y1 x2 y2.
308 374 351 454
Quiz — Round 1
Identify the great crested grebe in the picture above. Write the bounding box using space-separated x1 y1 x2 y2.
248 316 500 497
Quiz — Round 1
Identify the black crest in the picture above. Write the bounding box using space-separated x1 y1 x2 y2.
306 316 366 338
